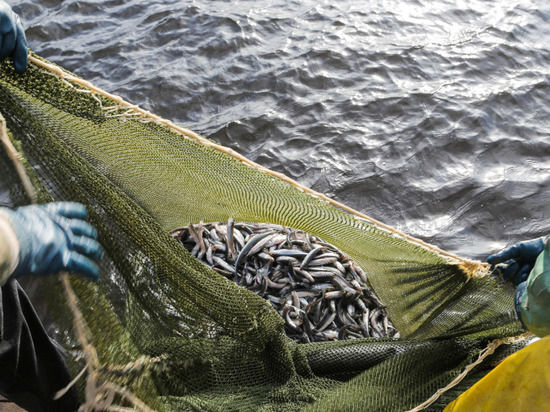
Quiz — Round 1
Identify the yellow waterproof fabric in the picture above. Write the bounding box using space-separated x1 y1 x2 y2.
444 336 550 412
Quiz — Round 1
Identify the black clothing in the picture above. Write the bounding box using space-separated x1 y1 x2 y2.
0 279 78 411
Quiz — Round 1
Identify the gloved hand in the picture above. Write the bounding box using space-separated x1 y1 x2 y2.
0 0 28 73
2 202 103 280
487 237 546 285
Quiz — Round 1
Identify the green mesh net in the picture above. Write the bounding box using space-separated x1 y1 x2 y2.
0 54 527 411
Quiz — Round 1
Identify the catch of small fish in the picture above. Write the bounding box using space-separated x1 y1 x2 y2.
170 219 399 343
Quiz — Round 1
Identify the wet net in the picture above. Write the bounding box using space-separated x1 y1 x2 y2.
0 54 528 411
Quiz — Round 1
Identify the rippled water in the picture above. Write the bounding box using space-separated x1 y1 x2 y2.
9 0 550 260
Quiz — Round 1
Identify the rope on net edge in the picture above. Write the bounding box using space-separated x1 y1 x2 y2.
0 111 37 203
406 333 533 412
27 54 489 280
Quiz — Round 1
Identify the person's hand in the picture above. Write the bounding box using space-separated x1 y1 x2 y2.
487 237 546 285
0 0 27 73
2 202 103 280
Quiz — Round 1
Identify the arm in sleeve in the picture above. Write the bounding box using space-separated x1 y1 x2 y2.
0 209 19 285
517 236 550 337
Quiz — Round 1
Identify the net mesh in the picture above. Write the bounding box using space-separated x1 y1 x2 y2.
0 54 527 411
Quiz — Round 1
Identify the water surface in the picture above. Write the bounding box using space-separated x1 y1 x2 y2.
9 0 550 260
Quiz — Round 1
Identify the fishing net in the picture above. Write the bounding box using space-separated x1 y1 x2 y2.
0 53 529 411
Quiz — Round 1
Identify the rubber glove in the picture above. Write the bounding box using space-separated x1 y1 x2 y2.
487 237 546 285
2 202 103 280
0 0 27 73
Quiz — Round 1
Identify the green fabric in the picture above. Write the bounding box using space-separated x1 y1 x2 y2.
0 54 527 411
520 238 550 337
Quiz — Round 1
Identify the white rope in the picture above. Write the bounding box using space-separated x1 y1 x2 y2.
406 334 531 411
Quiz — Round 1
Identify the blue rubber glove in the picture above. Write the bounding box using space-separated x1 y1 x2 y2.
487 237 546 285
2 202 103 280
0 0 27 73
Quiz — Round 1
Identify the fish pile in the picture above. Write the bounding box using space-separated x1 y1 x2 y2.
170 219 399 343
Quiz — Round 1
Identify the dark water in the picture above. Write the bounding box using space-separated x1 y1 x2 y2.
9 0 550 260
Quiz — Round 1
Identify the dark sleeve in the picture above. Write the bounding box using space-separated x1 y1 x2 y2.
517 238 550 337
0 279 79 411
